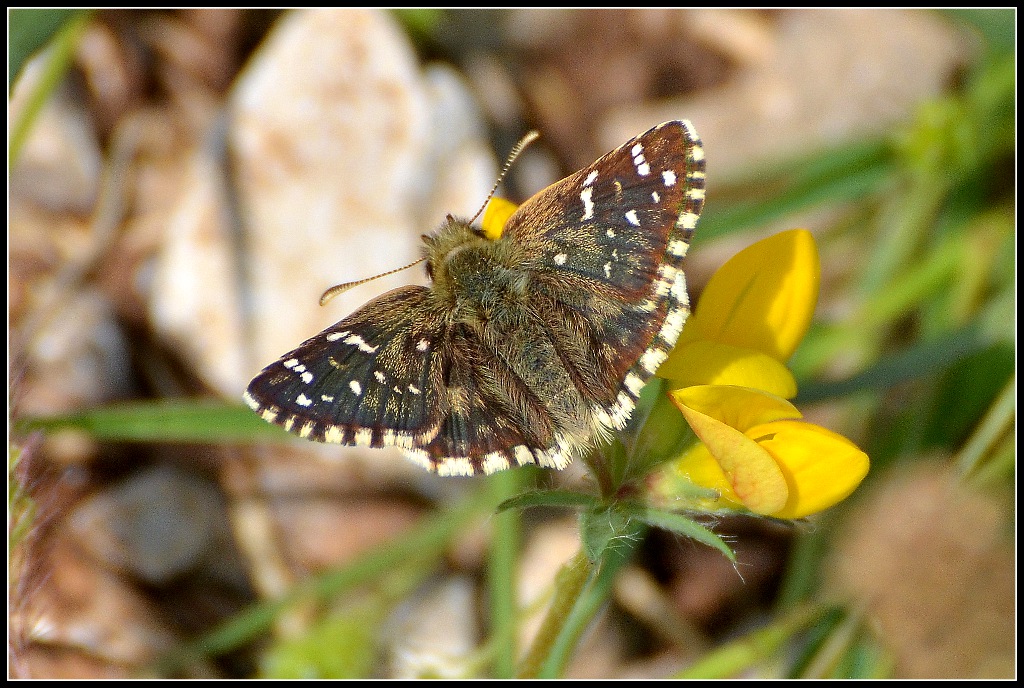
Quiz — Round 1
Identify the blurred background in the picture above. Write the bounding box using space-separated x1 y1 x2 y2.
9 9 1015 679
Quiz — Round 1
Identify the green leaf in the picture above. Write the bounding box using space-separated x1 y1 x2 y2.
526 523 643 679
787 606 846 678
633 507 736 563
496 490 597 514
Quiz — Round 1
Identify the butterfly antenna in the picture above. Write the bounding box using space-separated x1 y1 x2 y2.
468 130 540 226
321 131 539 307
319 256 426 306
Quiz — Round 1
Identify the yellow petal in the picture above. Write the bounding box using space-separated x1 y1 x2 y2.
480 197 518 240
667 443 745 511
749 420 870 519
681 229 820 360
673 394 789 515
658 340 799 398
669 385 801 434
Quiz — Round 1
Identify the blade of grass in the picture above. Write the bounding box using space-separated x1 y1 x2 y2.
794 324 989 404
9 10 93 167
9 9 85 87
956 375 1016 479
697 138 895 241
487 469 530 678
675 604 822 678
17 400 291 443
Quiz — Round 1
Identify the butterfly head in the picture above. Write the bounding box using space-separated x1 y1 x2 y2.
423 215 501 292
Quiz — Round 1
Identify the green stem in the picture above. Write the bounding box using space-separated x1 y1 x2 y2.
537 543 632 678
517 517 643 678
516 550 593 678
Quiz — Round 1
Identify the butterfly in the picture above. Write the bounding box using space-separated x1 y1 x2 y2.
244 120 705 476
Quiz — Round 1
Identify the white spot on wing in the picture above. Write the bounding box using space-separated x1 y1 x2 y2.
624 372 645 397
349 380 362 395
679 211 700 230
671 270 688 300
640 347 669 374
663 170 677 187
580 186 594 221
659 308 687 344
404 449 433 471
514 445 536 466
625 209 640 226
344 333 378 353
437 457 474 477
483 452 510 474
296 393 312 407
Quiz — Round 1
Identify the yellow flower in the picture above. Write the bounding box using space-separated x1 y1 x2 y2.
656 230 868 518
481 197 518 240
658 229 820 397
666 385 869 519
